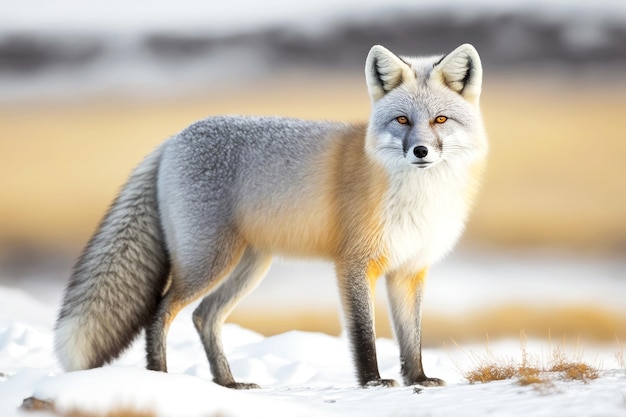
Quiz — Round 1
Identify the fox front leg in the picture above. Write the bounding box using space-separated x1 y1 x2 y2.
337 262 398 387
385 267 445 387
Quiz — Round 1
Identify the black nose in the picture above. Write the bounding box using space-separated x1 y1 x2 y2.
413 145 428 158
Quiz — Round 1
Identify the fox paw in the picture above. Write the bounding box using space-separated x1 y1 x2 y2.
414 377 446 387
224 381 261 390
364 378 399 388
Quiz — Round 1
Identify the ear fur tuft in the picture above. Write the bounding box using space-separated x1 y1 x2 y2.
433 44 483 103
365 45 412 102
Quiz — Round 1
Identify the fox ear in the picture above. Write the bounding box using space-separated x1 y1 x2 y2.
365 45 413 102
432 44 483 103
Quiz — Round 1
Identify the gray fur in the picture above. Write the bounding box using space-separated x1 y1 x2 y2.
144 116 351 376
192 247 271 388
55 115 353 376
55 144 170 371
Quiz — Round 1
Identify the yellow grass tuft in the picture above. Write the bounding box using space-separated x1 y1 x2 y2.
464 360 518 384
547 340 599 382
549 361 598 382
459 332 599 387
516 366 543 386
460 333 545 386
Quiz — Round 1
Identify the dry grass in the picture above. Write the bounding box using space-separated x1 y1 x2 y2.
616 337 625 370
464 361 520 384
516 366 544 386
549 361 599 382
460 334 541 385
547 342 599 382
1 75 625 250
459 332 599 387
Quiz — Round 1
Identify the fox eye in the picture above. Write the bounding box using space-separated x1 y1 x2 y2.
396 116 409 125
435 115 447 124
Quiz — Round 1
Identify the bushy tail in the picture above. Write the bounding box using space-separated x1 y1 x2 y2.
55 145 170 371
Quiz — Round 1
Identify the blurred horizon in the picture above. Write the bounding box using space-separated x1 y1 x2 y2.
1 0 626 102
2 1 626 257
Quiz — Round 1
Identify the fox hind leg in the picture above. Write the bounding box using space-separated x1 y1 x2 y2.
192 247 272 389
145 236 246 372
385 267 445 387
146 291 185 372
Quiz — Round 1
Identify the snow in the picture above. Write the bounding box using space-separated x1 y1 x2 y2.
1 252 626 416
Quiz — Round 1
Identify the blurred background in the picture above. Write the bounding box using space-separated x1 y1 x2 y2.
1 0 625 346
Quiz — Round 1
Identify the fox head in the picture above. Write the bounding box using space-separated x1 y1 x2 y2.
365 44 488 171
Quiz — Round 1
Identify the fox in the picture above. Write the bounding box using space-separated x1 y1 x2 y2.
54 43 488 388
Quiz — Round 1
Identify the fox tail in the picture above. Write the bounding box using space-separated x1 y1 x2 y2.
54 145 170 370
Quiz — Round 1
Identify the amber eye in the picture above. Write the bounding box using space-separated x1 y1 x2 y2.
435 115 447 124
396 116 409 125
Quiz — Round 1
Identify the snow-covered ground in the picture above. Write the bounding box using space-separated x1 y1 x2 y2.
1 251 625 416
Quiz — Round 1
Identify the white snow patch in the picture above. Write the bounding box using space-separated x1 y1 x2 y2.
1 251 626 416
32 367 338 417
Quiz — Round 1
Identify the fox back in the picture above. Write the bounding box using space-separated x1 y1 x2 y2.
159 46 487 272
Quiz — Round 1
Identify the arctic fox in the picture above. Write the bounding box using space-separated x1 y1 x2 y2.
55 44 488 388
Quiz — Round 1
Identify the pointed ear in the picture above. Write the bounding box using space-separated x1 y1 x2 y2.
365 45 413 102
432 44 483 103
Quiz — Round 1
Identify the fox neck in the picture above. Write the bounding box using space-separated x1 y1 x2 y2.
382 163 471 272
340 130 473 274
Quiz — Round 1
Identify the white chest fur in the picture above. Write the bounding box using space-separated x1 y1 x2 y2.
381 164 469 272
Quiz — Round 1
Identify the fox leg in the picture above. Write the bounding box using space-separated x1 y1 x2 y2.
337 261 398 387
145 291 185 372
385 267 445 386
146 235 246 372
192 247 272 389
